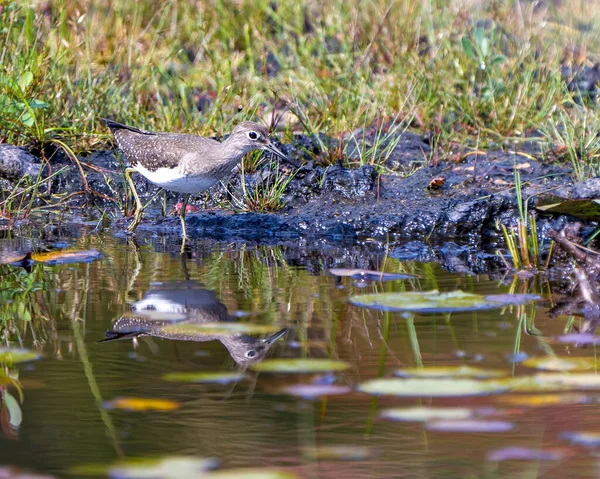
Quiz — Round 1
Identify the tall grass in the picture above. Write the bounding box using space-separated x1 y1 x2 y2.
0 0 597 163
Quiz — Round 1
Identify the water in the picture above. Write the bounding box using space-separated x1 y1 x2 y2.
0 234 596 478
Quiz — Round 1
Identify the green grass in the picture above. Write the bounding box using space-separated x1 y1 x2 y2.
2 0 600 214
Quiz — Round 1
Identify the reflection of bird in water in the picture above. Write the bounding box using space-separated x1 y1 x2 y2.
99 281 287 366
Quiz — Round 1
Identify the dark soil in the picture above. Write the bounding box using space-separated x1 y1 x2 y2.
0 127 597 275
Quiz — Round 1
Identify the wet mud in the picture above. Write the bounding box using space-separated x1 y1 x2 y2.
0 128 596 275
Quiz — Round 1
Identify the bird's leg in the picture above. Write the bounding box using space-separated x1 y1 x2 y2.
179 193 189 240
125 168 144 233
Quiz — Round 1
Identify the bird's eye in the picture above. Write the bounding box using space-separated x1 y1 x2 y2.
247 131 258 140
246 350 257 358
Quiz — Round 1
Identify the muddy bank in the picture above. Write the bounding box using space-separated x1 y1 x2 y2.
0 129 594 255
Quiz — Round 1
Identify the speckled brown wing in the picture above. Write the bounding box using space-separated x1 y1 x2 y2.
112 130 222 172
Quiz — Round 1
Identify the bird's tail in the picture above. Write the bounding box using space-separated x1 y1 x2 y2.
100 118 154 135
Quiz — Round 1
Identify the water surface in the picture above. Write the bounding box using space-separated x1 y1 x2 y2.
0 234 596 478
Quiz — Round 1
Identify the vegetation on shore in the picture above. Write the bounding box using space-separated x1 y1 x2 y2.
0 1 599 161
1 0 600 217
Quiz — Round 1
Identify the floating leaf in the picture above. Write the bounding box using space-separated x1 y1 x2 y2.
3 391 22 429
395 366 505 379
381 407 473 422
328 268 412 281
251 359 350 374
203 470 296 479
0 347 41 365
280 384 351 398
350 290 539 313
160 322 276 336
68 457 220 478
529 373 600 389
31 248 103 265
162 372 246 384
487 447 563 461
302 445 370 461
106 457 219 479
562 432 600 447
522 356 596 371
494 393 588 407
104 397 180 412
426 419 513 433
555 334 600 345
358 378 509 397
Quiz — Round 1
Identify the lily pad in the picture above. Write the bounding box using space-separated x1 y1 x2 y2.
160 323 276 336
3 391 22 429
251 359 351 374
203 470 296 479
380 407 473 422
358 378 509 397
394 366 505 379
530 373 600 389
494 393 588 406
328 268 412 281
104 397 181 412
487 447 563 461
31 248 103 265
302 445 370 461
69 457 219 478
522 356 596 371
555 334 600 345
162 372 246 384
0 347 41 365
562 432 600 447
280 384 352 398
350 290 539 313
426 419 513 433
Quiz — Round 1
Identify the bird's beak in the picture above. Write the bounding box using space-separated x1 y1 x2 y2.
264 143 299 167
262 328 288 345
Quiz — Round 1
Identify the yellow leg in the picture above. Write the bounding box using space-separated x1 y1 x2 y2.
179 194 190 255
125 167 143 233
179 194 189 240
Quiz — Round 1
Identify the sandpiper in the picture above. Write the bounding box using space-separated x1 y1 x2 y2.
99 281 287 367
103 119 292 238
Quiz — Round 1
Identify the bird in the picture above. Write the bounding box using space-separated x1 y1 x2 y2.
103 119 293 239
98 281 287 367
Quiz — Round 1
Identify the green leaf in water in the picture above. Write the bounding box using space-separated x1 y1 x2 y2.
0 347 41 365
328 268 412 281
358 378 509 397
162 371 246 384
426 419 513 433
522 356 596 371
203 470 296 479
350 290 539 313
71 456 219 478
302 445 370 461
381 406 473 422
395 365 506 379
3 391 22 429
251 359 351 374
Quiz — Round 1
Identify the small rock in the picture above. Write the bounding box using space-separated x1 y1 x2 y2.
0 144 41 181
